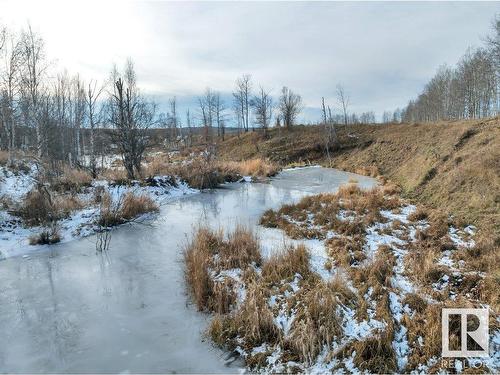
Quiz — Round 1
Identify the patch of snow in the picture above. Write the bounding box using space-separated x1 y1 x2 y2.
449 226 475 249
0 164 37 201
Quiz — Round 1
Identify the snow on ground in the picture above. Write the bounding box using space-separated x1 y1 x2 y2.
0 164 37 201
0 175 198 259
219 193 500 373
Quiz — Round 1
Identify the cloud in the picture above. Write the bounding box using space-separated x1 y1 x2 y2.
1 1 497 124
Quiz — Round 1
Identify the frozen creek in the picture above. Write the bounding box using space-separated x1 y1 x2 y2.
0 167 376 373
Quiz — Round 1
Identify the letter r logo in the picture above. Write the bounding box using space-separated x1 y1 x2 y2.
442 308 489 357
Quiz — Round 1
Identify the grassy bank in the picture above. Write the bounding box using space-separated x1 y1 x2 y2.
184 184 499 372
217 118 499 231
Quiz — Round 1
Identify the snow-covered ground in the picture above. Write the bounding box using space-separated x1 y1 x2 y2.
0 164 198 259
204 193 499 373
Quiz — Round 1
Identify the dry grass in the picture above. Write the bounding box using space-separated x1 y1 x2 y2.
29 225 61 245
0 150 9 165
260 185 400 242
286 278 356 364
261 243 313 284
184 226 262 313
16 189 84 226
98 168 129 185
351 334 397 373
216 118 500 231
204 240 361 369
218 158 279 178
354 165 380 177
52 166 92 193
208 281 280 353
174 158 226 189
120 193 159 220
97 191 159 227
327 235 366 267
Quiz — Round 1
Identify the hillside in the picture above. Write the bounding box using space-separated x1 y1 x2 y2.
217 118 500 231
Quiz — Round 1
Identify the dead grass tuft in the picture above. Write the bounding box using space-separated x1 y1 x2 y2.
352 333 397 373
52 166 92 193
286 278 355 363
120 193 159 220
16 188 83 226
261 243 312 284
218 158 279 178
29 225 61 245
97 191 159 227
184 226 262 313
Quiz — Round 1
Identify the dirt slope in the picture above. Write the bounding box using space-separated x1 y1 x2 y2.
217 118 500 230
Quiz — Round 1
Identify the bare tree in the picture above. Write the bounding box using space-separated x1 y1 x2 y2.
108 59 156 179
85 79 104 177
251 86 273 137
70 74 85 162
278 86 302 129
233 74 252 132
321 97 337 162
359 111 376 124
0 28 22 161
485 15 499 115
19 25 48 157
336 84 349 129
185 109 193 147
198 88 216 143
168 96 179 141
214 92 226 140
0 26 5 53
404 17 498 123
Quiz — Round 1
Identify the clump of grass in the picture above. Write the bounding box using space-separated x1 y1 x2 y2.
184 226 262 313
259 185 400 243
381 181 401 196
29 225 61 245
402 293 427 314
408 206 429 222
52 166 92 193
405 238 447 285
16 188 83 226
177 158 225 189
261 243 312 284
98 168 129 185
97 191 159 227
352 334 397 373
120 192 159 220
327 235 366 267
350 244 396 299
286 278 356 364
259 209 280 228
208 281 280 353
17 189 57 226
218 158 279 178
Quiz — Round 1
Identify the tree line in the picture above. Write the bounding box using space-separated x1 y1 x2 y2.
1 17 497 178
401 16 499 122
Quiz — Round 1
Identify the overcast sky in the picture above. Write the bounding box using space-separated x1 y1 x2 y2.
1 1 498 123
